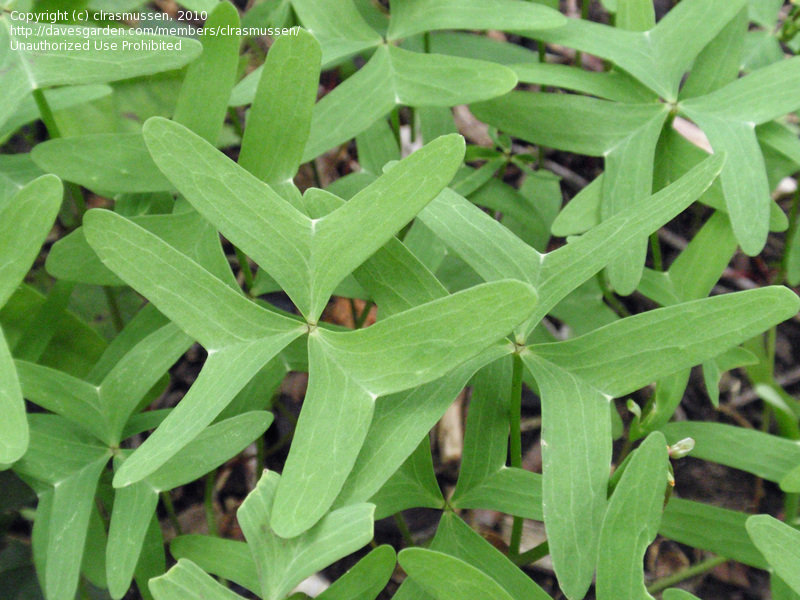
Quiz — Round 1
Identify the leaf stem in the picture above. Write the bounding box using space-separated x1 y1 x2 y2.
227 106 244 138
394 511 415 547
649 232 663 271
597 272 631 317
646 555 728 594
234 246 255 292
509 353 524 557
33 88 61 138
256 435 266 475
512 540 549 566
354 300 374 329
103 286 125 333
33 88 86 219
574 0 590 67
777 188 800 285
785 492 799 526
390 108 402 149
161 491 182 536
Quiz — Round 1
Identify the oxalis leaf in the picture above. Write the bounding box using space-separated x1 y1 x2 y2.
142 116 465 321
271 280 537 538
519 285 796 599
238 471 374 600
398 548 515 600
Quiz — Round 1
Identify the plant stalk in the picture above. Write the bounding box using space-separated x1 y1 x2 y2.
646 555 728 594
103 286 125 333
509 353 524 557
512 540 549 566
394 512 415 547
161 491 182 536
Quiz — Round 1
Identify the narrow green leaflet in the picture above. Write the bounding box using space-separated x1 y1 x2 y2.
1 284 107 379
238 29 320 186
302 46 516 160
31 133 172 194
680 57 800 124
84 209 303 351
313 281 535 395
11 280 75 365
531 287 800 398
521 353 611 600
429 512 552 600
106 474 159 600
615 0 655 31
300 47 394 161
511 63 654 103
272 281 536 537
368 437 444 518
746 515 800 594
14 360 107 443
428 31 539 66
134 514 165 600
113 340 295 487
660 422 800 483
451 467 543 521
356 118 401 176
472 93 667 157
679 6 747 99
388 45 517 106
172 2 240 144
660 498 767 568
0 329 26 467
398 548 515 600
316 545 396 600
143 116 464 320
170 536 258 594
679 115 768 255
0 175 62 307
0 175 61 465
419 188 544 288
270 337 376 539
290 0 382 66
596 432 669 600
238 471 374 600
99 322 191 443
150 559 246 600
451 358 512 500
387 0 564 39
601 109 669 293
50 209 238 289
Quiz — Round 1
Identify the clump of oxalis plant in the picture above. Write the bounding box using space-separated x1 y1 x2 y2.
2 0 800 599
